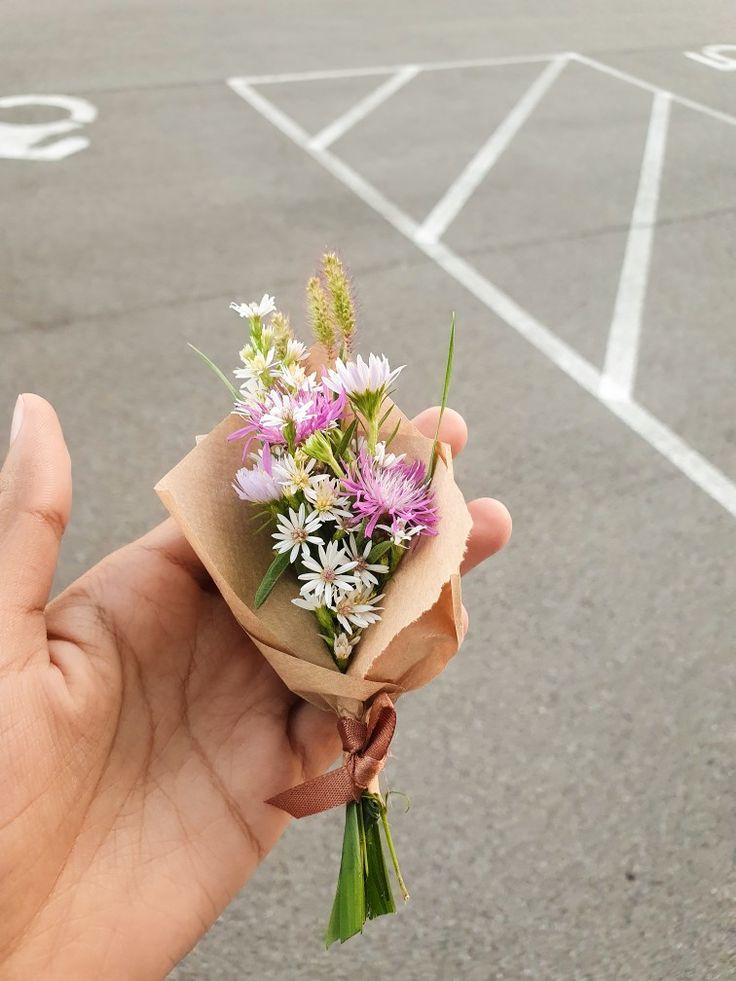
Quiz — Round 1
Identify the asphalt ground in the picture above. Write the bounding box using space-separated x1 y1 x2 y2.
2 3 736 979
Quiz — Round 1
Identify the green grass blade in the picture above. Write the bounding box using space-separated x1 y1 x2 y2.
254 550 291 608
325 802 367 947
383 415 402 450
428 313 456 480
188 343 240 401
362 797 396 919
337 418 358 460
367 539 393 564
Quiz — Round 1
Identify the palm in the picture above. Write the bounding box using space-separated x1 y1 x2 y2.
0 397 509 979
4 525 336 978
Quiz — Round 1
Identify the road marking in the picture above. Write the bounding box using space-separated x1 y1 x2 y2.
309 65 419 151
228 77 421 239
570 53 736 129
600 90 671 401
415 56 567 245
227 59 736 520
0 94 96 161
684 44 736 72
240 53 568 86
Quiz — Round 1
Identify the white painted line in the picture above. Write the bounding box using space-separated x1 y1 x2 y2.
228 77 421 241
570 52 736 129
238 53 568 86
415 56 568 245
600 90 671 401
684 44 736 72
604 397 736 518
423 239 603 393
228 70 736 521
237 66 397 86
309 65 420 151
228 78 313 145
0 94 97 161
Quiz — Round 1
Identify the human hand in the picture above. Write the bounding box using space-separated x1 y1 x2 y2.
0 394 510 980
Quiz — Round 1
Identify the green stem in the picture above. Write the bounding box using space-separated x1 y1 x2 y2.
381 804 410 901
367 416 379 454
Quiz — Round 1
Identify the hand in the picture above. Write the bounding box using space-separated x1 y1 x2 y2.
0 394 511 980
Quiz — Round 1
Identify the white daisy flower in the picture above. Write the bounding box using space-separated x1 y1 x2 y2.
232 466 282 503
282 339 308 365
332 586 384 634
358 437 406 469
272 504 323 562
229 294 276 319
304 475 353 522
377 520 425 547
272 453 318 496
298 541 358 607
345 534 389 587
260 391 315 432
333 632 359 663
291 593 321 612
235 346 276 381
323 353 404 398
276 362 315 390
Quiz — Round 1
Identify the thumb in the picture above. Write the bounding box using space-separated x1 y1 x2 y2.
0 394 72 645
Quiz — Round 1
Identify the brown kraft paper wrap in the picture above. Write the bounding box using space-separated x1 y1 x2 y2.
155 399 473 721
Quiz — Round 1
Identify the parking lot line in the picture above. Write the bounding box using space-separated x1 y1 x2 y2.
309 65 420 151
415 56 568 245
228 57 736 520
241 53 567 87
600 90 671 401
571 52 736 129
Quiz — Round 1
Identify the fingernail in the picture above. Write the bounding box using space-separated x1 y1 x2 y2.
9 395 24 447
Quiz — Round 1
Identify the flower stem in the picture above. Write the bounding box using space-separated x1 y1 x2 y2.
380 803 410 901
367 416 379 454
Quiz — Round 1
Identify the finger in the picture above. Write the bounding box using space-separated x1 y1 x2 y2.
0 395 72 642
461 498 512 575
411 406 467 458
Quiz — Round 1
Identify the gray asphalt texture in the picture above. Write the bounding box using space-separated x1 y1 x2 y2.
3 3 736 979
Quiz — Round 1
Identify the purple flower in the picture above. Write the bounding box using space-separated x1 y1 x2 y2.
228 382 346 460
341 449 438 538
232 465 282 503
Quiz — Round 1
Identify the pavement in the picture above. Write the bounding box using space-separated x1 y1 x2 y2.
2 2 736 979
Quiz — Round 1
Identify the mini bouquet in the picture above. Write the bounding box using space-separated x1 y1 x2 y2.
156 254 473 945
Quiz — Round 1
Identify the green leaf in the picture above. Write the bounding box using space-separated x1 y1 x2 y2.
367 539 393 564
337 418 358 460
383 415 402 450
254 550 291 608
362 799 396 920
428 313 456 480
378 404 394 429
188 343 240 401
325 802 367 947
361 792 382 828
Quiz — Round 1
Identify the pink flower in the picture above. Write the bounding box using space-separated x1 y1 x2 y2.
341 449 438 538
232 465 282 503
228 382 346 460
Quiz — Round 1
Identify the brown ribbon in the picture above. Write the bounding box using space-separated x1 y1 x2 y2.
267 693 396 819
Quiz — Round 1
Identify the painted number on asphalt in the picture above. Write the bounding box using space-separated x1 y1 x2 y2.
0 94 97 161
684 45 736 72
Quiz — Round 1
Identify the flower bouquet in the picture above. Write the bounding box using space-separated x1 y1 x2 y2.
156 254 473 945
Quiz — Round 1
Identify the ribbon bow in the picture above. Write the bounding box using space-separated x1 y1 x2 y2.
267 693 396 819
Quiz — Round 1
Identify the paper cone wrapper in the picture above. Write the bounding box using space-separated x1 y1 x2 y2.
156 403 473 719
